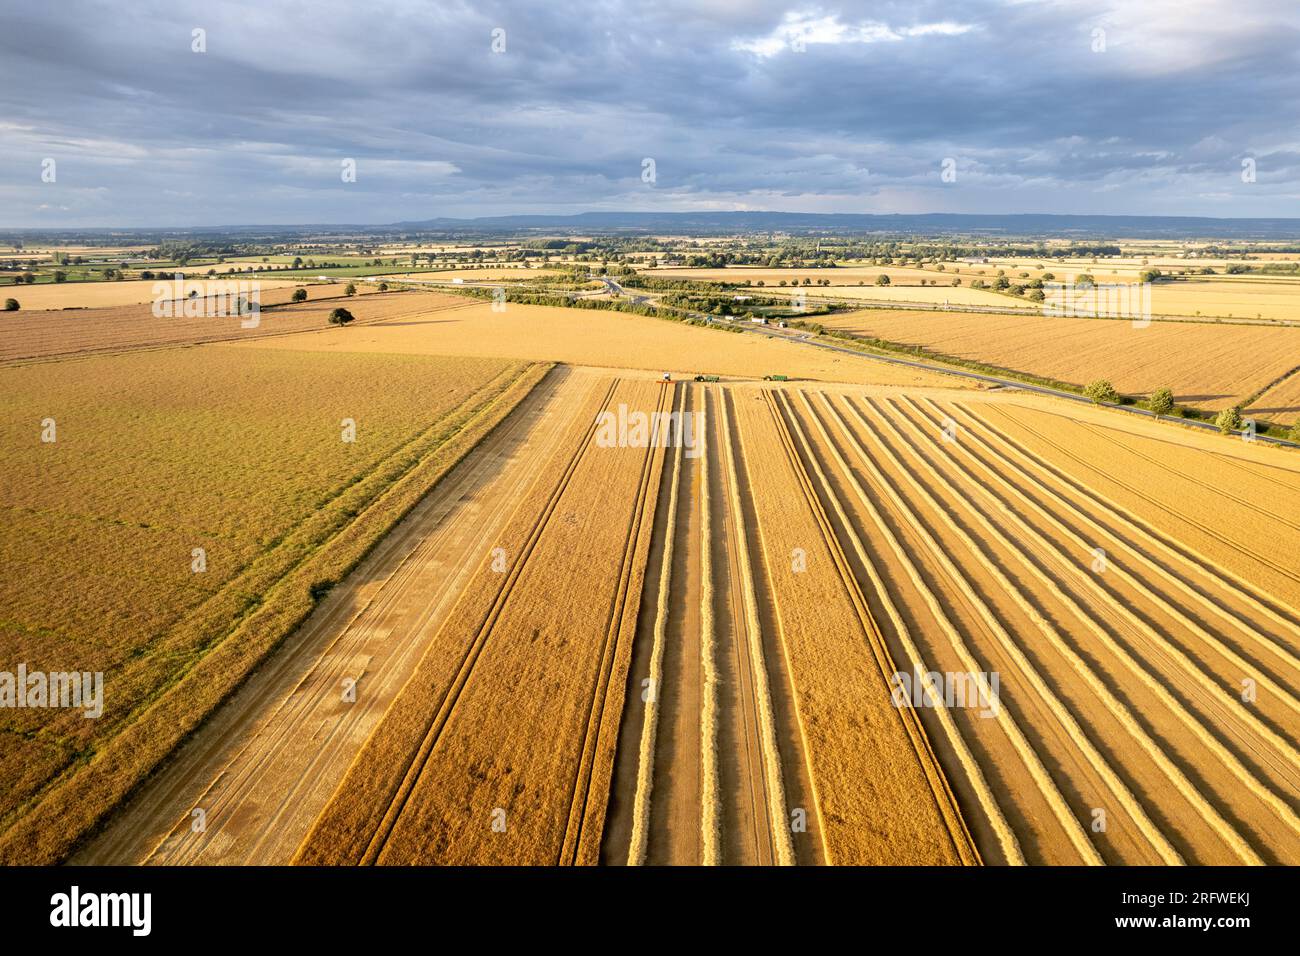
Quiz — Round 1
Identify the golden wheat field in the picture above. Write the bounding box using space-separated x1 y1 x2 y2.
0 289 465 363
273 376 1300 867
818 307 1300 414
1250 373 1300 426
5 274 1300 871
765 283 1035 309
1 277 311 311
0 344 543 863
232 299 968 389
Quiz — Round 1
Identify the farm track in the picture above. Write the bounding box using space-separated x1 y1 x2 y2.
73 366 596 864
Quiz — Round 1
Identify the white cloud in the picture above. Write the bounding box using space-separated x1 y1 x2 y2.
732 11 974 57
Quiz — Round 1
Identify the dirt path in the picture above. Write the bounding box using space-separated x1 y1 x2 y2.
73 366 598 865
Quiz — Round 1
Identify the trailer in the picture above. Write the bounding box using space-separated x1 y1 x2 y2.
693 374 720 382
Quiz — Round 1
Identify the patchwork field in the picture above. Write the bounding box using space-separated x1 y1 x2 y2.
0 289 465 364
6 247 1298 870
374 267 564 281
651 263 1300 321
819 308 1300 414
0 344 545 863
760 283 1033 309
1250 373 1300 426
72 370 1300 869
0 277 312 312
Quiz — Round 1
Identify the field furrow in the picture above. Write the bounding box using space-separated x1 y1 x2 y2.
868 397 1300 861
296 378 670 865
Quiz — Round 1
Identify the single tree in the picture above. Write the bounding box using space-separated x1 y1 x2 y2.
3 298 18 311
875 274 891 286
52 270 67 283
291 288 308 303
1215 405 1243 434
1148 387 1175 418
345 282 357 296
1084 379 1119 405
328 307 355 326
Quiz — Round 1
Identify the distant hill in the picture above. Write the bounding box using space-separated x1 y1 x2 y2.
387 211 1300 240
8 211 1300 242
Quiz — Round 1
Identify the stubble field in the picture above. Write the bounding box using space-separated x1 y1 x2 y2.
0 289 465 363
5 277 1299 868
818 307 1300 414
274 379 1300 866
232 299 969 390
0 343 545 863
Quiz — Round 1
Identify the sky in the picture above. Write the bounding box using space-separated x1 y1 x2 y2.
1 0 1298 227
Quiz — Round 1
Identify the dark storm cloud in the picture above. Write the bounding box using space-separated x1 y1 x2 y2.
1 0 1298 225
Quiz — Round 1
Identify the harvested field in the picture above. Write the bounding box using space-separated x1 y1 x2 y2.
1 278 309 312
296 377 670 864
61 367 1300 867
767 388 1300 864
0 290 465 364
0 345 543 863
233 299 969 390
600 383 1300 866
765 284 1034 309
819 308 1300 413
75 365 587 865
1247 369 1300 425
